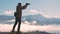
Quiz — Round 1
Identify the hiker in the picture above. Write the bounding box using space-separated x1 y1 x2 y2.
12 3 30 32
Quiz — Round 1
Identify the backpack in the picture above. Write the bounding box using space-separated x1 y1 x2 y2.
14 12 17 17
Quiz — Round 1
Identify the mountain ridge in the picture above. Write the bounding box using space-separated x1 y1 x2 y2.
0 14 60 25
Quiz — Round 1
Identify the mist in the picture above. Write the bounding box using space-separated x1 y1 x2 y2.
0 23 60 33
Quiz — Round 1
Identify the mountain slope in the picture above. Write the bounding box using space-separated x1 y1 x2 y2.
0 14 60 25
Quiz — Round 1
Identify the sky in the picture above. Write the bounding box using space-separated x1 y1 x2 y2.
0 0 60 18
0 0 60 33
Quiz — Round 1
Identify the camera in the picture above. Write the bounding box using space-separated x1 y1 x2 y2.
26 3 30 5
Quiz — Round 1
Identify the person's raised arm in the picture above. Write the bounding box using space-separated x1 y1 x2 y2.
22 3 30 9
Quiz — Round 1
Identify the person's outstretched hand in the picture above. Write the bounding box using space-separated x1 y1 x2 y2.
26 3 30 5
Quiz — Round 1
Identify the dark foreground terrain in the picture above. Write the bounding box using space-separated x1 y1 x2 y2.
0 31 53 34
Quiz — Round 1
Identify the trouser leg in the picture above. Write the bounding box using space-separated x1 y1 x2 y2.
12 19 17 32
17 18 21 32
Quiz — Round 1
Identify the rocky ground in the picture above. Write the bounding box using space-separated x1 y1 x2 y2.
0 31 53 34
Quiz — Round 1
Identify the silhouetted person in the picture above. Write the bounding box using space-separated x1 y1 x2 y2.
12 3 30 32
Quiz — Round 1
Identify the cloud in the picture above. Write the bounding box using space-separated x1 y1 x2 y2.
29 10 50 18
24 21 31 24
53 16 60 18
31 21 37 25
29 10 39 14
43 14 49 18
39 11 49 18
0 23 60 33
4 19 60 33
4 10 14 16
29 9 45 16
29 10 37 13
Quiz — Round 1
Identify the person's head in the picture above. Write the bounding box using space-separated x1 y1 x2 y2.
18 3 21 6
